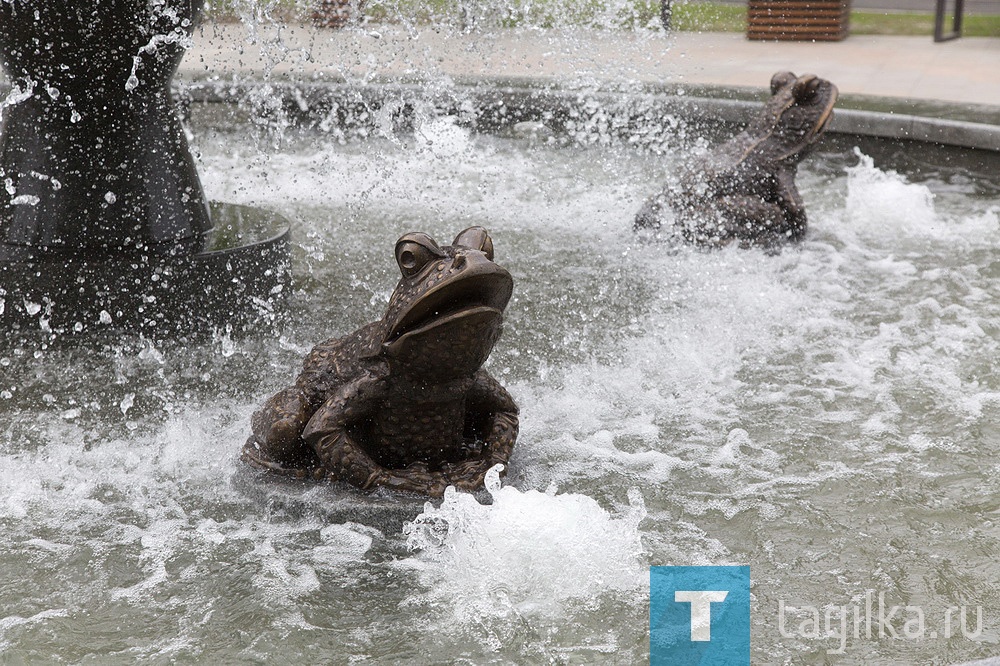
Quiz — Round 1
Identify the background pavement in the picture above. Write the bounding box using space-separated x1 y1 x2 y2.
184 21 1000 111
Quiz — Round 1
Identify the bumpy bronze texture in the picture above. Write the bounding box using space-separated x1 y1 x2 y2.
635 71 839 249
243 226 518 497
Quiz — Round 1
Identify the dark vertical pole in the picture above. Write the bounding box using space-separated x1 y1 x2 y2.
934 0 964 41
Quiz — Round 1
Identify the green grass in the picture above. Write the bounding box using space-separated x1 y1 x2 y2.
851 10 1000 36
204 0 1000 36
671 2 746 31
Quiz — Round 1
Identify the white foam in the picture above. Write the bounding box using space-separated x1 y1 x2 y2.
399 467 646 623
414 115 473 159
844 148 938 239
313 523 378 565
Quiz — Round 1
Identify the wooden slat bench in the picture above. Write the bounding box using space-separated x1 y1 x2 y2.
747 0 851 41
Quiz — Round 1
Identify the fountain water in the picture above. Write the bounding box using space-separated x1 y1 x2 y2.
2 3 1000 664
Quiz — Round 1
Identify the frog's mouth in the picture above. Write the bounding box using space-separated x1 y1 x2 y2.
769 83 839 162
384 269 514 347
805 86 837 141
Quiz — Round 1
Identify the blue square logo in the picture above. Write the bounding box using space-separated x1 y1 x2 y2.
650 565 750 666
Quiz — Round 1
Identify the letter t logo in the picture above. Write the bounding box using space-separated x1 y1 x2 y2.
650 566 749 665
674 590 729 641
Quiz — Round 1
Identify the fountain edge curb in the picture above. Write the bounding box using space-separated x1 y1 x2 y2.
172 78 1000 153
4 77 999 152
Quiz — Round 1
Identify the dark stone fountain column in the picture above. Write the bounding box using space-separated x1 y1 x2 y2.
0 0 212 259
0 0 290 337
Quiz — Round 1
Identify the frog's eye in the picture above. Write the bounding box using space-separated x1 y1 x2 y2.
770 71 796 95
395 232 443 278
452 226 494 261
793 75 821 102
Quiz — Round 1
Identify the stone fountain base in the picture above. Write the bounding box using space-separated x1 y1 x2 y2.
0 203 290 338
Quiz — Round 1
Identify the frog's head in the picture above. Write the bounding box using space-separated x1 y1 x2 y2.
748 71 838 164
376 226 514 380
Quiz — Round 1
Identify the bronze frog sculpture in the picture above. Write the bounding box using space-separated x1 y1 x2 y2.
635 71 838 248
243 226 518 498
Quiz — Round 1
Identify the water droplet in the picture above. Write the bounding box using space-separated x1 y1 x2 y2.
138 339 165 365
218 325 236 358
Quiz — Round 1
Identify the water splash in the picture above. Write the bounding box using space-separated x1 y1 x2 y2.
845 148 937 236
414 115 472 159
0 77 34 126
125 25 194 92
400 466 647 625
5 94 1000 662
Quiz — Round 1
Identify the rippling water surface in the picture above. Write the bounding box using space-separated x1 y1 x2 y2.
2 108 1000 663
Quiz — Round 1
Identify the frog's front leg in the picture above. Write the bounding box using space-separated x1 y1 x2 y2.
774 168 807 239
301 374 451 497
701 191 791 248
441 371 519 491
716 195 785 232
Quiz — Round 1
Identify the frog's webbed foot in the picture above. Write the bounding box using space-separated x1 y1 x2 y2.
316 437 451 497
243 385 321 473
377 464 450 498
241 439 325 481
440 458 502 492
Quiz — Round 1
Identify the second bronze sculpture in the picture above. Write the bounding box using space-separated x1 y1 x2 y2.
635 71 839 249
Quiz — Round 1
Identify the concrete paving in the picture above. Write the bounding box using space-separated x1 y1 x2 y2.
183 21 1000 110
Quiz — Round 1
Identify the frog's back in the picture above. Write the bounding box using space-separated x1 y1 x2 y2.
245 322 382 471
295 322 382 406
